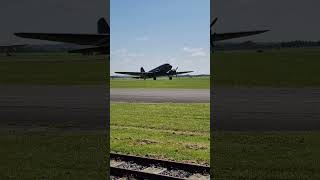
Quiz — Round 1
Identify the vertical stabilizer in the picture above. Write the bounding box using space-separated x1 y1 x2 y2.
140 67 145 73
97 18 110 34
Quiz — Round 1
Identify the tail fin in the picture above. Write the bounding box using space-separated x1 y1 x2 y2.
97 18 110 34
140 67 145 73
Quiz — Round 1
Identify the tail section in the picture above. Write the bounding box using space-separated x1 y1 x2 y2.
97 18 110 34
140 67 145 73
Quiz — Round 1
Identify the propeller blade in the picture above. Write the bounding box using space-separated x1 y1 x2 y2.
211 18 218 28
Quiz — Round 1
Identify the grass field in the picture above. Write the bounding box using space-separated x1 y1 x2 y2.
2 50 320 179
0 53 108 85
111 76 209 89
0 131 107 180
0 53 109 178
212 48 320 179
3 49 320 87
213 48 320 87
212 131 320 179
110 103 210 164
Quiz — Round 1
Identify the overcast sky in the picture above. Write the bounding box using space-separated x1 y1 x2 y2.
212 0 320 42
110 0 210 75
0 0 109 44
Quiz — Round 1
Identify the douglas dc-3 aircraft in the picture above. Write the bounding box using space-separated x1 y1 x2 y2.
0 44 27 56
211 17 269 46
15 18 109 55
115 63 193 80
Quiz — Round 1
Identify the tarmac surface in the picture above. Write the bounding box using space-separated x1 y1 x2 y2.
213 87 320 131
0 85 108 130
110 88 210 103
1 85 320 131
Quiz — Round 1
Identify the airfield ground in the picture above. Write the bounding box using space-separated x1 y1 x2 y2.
111 76 209 89
0 53 108 179
212 48 320 179
1 49 320 178
0 131 107 179
111 103 210 164
212 131 320 179
213 48 320 87
0 53 107 85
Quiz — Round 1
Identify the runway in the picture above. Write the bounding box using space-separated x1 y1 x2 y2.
110 88 210 103
1 85 320 131
0 85 108 130
213 87 320 131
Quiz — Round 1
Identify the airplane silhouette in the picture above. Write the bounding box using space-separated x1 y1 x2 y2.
115 63 193 80
211 17 269 47
15 18 109 55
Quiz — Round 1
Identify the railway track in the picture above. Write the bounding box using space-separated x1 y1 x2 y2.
110 153 210 180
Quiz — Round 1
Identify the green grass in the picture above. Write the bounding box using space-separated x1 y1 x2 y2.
0 53 108 85
213 48 320 87
212 131 320 179
3 48 320 87
110 76 210 89
0 131 108 180
110 103 210 164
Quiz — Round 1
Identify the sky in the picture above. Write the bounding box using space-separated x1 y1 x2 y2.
212 0 320 42
110 0 210 75
0 0 109 44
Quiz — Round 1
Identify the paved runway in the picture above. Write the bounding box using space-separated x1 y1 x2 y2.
110 89 209 103
0 85 108 130
213 87 320 131
1 85 320 131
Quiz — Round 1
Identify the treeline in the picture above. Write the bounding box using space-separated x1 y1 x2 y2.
214 40 320 51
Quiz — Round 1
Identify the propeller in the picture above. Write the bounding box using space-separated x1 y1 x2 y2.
168 67 179 77
211 18 218 29
211 18 218 48
172 67 178 77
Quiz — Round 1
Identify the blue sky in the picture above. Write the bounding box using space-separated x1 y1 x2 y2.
110 0 210 75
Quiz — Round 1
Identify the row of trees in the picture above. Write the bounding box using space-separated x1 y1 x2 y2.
214 40 320 51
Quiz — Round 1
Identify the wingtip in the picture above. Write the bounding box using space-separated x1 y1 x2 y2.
14 33 26 38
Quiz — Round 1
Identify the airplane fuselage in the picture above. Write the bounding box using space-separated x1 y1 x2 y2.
115 63 193 80
148 64 173 76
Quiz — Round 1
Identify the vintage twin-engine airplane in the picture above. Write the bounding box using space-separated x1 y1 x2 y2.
115 63 193 80
211 17 269 46
15 18 109 55
0 44 27 56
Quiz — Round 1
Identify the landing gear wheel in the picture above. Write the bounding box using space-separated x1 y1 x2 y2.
169 77 172 80
153 77 157 80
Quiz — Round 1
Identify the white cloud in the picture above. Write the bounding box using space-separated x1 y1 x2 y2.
182 47 208 57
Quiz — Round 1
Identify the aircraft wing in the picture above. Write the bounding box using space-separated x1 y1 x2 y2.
176 71 193 75
114 72 152 76
212 30 269 42
15 33 108 46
